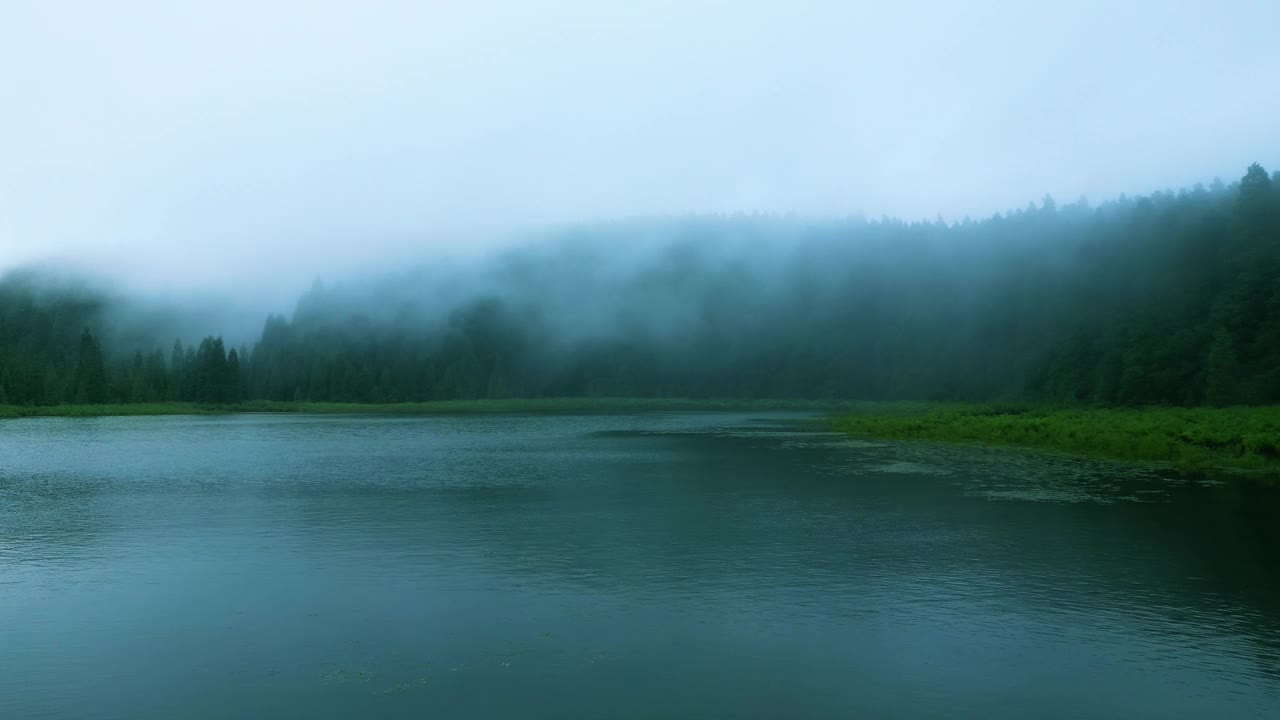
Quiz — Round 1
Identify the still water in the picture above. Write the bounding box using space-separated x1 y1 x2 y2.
1 412 1277 718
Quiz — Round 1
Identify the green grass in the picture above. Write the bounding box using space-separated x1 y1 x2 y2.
0 397 856 419
833 404 1280 472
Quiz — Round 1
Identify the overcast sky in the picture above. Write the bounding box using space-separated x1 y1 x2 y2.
2 0 1278 293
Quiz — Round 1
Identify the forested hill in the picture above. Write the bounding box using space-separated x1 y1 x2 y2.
2 164 1278 407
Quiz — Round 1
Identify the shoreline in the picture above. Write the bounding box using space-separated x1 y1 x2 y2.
7 399 1277 476
0 397 857 419
833 404 1280 475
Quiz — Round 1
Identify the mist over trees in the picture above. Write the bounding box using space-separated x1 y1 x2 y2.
1 164 1277 407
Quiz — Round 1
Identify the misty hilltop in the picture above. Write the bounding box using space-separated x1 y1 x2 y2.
2 164 1278 408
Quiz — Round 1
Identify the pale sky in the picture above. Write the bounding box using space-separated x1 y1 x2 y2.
2 0 1278 292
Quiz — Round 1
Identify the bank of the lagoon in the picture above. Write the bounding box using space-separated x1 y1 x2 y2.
9 400 1279 475
0 402 218 418
834 404 1280 473
0 397 856 419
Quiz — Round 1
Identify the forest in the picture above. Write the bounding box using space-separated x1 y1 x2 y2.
1 163 1277 408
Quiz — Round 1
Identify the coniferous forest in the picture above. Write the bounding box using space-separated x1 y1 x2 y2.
2 164 1278 408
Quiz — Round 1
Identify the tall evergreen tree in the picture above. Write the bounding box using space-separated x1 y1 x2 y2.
73 328 108 404
128 351 148 402
170 340 187 401
1239 162 1273 208
226 349 242 403
1205 328 1240 406
146 349 169 400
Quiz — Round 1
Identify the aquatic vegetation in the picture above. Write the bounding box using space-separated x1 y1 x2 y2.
834 404 1280 472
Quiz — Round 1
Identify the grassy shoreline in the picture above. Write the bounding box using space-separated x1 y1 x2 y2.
833 404 1280 473
0 397 856 419
8 399 1277 474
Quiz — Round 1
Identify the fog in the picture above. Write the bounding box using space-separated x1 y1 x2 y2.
3 1 1278 294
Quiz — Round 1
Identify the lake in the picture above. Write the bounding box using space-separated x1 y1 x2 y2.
1 412 1278 718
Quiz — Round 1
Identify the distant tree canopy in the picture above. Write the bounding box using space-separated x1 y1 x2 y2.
1 163 1278 407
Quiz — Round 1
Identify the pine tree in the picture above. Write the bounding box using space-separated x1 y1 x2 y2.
192 337 229 403
73 328 108 404
226 349 242 403
170 340 186 400
1205 328 1239 406
42 368 64 405
146 349 169 400
129 351 148 402
1239 163 1273 207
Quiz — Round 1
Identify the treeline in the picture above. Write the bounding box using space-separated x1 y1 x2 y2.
1 163 1277 407
0 325 245 406
1032 163 1280 405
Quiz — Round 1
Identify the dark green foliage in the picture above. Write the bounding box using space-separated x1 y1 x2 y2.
1205 329 1240 406
0 274 102 405
193 337 227 403
170 340 185 400
1240 163 1273 214
834 405 1280 471
73 329 108 404
1 163 1278 408
226 349 242 404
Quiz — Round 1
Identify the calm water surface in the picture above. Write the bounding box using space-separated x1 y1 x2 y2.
1 412 1278 718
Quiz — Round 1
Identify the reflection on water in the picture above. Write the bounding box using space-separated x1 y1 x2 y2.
1 412 1278 719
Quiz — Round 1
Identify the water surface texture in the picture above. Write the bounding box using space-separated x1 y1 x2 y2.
2 412 1278 718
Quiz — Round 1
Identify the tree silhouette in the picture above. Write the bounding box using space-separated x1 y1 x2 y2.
73 328 108 404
